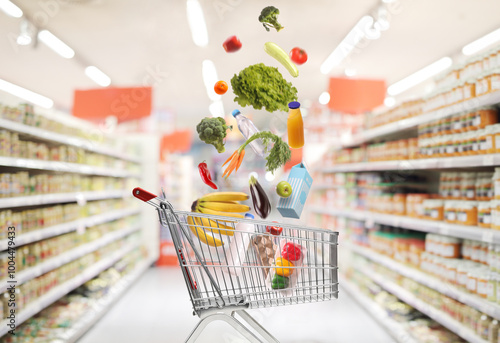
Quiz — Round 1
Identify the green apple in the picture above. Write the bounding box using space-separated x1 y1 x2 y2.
276 181 292 198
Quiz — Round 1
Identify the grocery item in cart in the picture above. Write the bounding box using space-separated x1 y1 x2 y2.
267 239 306 295
249 175 271 219
277 162 313 218
287 101 304 149
225 213 256 276
133 186 338 342
251 234 277 278
232 109 266 157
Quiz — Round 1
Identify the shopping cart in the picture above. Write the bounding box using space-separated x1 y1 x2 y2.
133 187 339 343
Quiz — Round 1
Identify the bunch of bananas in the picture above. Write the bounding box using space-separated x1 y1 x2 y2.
187 191 250 247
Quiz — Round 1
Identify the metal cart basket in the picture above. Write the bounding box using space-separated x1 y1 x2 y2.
133 187 339 343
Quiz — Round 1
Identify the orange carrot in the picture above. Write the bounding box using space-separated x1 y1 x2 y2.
222 150 237 167
224 153 240 178
235 149 246 172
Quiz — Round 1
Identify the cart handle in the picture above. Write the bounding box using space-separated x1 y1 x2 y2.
133 187 157 202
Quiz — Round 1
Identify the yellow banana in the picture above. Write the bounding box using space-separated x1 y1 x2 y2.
187 216 224 247
264 42 299 78
199 192 249 202
194 216 234 236
198 201 250 213
196 206 245 219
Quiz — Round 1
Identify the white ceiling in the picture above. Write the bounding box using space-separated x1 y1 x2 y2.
1 0 500 130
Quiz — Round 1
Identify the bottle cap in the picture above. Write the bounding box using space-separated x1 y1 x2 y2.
245 213 254 219
231 109 241 117
288 101 301 109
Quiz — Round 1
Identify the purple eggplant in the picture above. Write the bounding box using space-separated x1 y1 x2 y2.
249 175 271 219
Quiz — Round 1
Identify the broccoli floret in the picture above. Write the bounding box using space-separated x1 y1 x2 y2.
258 6 283 32
196 117 232 153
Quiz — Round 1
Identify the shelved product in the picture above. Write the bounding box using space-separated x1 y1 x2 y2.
339 276 419 343
308 43 500 343
0 240 141 338
0 247 152 343
0 99 154 341
0 104 140 163
354 262 489 343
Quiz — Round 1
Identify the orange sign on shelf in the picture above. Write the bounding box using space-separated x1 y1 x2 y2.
157 241 179 267
284 148 302 172
73 87 152 123
160 130 192 156
328 77 386 114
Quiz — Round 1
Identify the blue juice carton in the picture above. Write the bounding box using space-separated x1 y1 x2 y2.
277 163 313 219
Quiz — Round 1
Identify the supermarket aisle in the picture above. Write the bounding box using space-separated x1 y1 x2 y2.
78 267 395 343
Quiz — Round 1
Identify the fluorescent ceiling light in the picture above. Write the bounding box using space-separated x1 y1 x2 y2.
209 99 224 117
186 0 208 47
384 97 395 107
38 30 75 59
318 91 331 105
265 171 275 182
17 34 31 45
387 57 453 96
202 60 221 101
462 27 500 56
85 66 111 87
344 68 357 77
0 0 22 18
0 79 53 108
321 16 373 74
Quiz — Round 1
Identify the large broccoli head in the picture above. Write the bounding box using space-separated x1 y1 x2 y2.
258 6 283 32
196 117 232 153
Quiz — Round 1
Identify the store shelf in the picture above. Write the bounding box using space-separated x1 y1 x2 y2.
310 206 500 244
347 243 500 321
357 264 488 343
0 241 140 338
0 190 131 209
339 275 418 343
318 153 500 173
342 91 500 148
0 156 140 178
0 118 140 163
0 207 140 251
0 224 140 293
62 256 154 343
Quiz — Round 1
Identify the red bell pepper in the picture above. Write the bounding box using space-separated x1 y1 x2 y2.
281 242 302 262
223 35 242 53
198 161 217 190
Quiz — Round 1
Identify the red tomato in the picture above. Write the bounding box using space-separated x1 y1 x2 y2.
289 47 308 65
214 81 228 95
222 36 242 53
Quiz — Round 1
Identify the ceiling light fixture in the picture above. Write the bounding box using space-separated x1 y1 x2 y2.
0 0 22 18
85 66 111 87
38 30 75 59
186 0 208 47
384 97 396 107
209 99 224 118
344 68 357 77
202 59 221 102
0 78 53 108
318 91 331 105
462 27 500 56
320 16 373 74
17 19 33 46
387 57 453 96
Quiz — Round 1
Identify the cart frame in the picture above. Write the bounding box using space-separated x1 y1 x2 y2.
133 187 339 342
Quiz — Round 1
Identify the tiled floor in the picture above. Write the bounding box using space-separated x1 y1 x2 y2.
78 267 396 343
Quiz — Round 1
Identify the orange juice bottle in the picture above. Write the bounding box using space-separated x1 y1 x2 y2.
287 101 304 149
